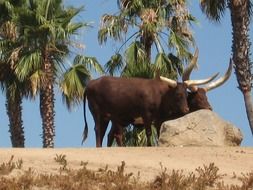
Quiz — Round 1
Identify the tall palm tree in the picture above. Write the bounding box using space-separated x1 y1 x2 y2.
0 0 27 147
99 0 197 79
12 0 88 148
98 0 197 146
0 61 26 147
200 0 253 135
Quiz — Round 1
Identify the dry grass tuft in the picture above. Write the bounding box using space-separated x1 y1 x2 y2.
216 172 253 190
151 163 222 190
0 155 23 175
54 154 68 172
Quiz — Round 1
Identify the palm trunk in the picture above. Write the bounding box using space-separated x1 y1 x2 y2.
6 89 25 147
229 0 253 135
40 49 55 148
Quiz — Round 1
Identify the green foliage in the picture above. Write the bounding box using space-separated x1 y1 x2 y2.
105 53 124 76
0 0 90 100
100 0 197 78
0 0 105 147
121 125 158 146
14 50 42 82
122 61 154 78
60 55 104 109
200 0 253 22
200 0 227 22
154 52 182 79
125 41 146 65
120 41 154 78
168 30 192 61
98 14 127 44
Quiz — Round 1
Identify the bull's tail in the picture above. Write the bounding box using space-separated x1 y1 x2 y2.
82 90 88 145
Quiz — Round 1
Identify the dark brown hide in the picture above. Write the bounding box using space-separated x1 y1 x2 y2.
187 88 212 112
83 76 189 147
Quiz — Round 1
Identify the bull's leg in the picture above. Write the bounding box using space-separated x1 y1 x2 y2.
94 120 102 147
114 125 123 146
143 119 153 146
95 118 109 147
107 123 123 147
107 123 115 147
154 120 163 138
100 119 109 146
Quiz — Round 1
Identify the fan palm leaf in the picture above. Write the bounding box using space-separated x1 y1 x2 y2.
60 55 104 109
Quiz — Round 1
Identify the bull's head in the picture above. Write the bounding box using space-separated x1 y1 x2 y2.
158 50 219 116
182 49 233 112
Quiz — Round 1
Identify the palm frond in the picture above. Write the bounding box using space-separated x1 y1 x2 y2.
14 50 42 81
73 55 104 76
60 63 90 110
122 61 154 78
168 30 191 61
60 54 104 109
105 53 124 76
98 14 127 44
29 69 46 97
200 0 227 22
125 41 146 65
122 125 157 146
122 41 153 78
168 53 184 77
154 53 175 79
117 0 143 17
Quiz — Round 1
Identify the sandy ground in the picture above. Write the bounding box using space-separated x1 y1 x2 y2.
0 147 252 185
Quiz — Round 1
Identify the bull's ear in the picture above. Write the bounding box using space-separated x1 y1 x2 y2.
189 86 198 92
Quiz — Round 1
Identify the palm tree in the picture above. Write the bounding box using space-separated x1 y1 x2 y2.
0 61 26 147
200 0 253 135
0 0 27 147
12 0 89 148
99 0 197 79
98 0 197 146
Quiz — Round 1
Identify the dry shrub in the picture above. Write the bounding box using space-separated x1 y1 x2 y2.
151 163 233 190
217 171 253 190
0 156 252 190
152 163 195 190
193 162 222 189
0 155 23 175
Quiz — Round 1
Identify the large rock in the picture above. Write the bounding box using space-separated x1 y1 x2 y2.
158 110 243 147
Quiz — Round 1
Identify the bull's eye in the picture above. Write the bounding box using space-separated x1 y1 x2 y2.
176 94 184 99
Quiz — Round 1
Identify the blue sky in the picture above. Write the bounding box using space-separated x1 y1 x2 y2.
0 0 253 147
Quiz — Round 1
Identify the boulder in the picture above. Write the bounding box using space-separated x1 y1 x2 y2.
158 110 243 147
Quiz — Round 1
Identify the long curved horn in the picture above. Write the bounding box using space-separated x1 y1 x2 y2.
182 48 199 81
160 76 177 88
204 58 233 92
184 72 219 87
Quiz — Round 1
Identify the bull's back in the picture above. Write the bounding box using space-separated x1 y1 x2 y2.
86 76 165 117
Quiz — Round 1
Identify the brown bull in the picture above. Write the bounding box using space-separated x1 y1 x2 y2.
82 63 216 147
107 51 233 147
